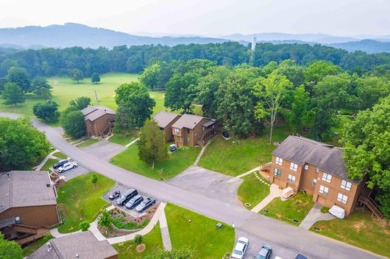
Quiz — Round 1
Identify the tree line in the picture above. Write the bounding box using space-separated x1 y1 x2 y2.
1 42 390 79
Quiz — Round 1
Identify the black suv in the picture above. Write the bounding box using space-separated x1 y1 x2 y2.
116 189 138 206
53 159 69 169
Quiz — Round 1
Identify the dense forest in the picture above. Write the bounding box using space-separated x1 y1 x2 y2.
1 42 390 78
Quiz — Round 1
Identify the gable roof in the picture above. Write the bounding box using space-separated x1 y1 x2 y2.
0 171 57 213
172 114 206 129
81 106 115 122
272 135 354 181
153 111 181 128
28 231 118 259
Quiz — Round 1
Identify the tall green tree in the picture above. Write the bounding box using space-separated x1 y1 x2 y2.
71 68 84 83
2 82 25 106
254 70 293 143
0 233 23 259
31 76 51 92
138 119 167 169
356 76 390 110
115 82 155 130
139 63 161 90
283 85 312 133
0 117 51 171
69 96 91 110
91 72 101 84
61 110 86 139
7 66 31 92
33 101 60 122
342 95 390 219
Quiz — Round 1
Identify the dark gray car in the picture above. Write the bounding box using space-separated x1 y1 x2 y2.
116 188 138 206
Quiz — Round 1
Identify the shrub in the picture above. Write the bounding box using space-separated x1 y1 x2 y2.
79 221 90 231
134 234 143 245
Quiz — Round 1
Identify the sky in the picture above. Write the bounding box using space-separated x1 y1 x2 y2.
0 0 389 37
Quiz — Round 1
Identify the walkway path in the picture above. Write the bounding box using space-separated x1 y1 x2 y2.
251 184 283 213
35 150 59 171
193 141 211 166
227 166 260 183
125 138 139 148
158 203 172 251
299 204 334 230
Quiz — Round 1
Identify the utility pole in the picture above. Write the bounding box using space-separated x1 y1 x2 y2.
95 90 100 106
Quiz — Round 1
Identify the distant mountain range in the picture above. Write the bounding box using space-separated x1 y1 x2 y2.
0 23 389 54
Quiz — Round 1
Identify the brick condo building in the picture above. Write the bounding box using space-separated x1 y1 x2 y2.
269 135 367 217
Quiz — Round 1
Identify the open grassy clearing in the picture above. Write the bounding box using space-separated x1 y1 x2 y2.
113 223 163 259
237 173 270 210
108 130 139 146
57 172 115 233
259 192 315 226
23 234 54 256
311 211 390 258
76 138 99 147
199 126 290 176
111 144 200 180
165 203 235 259
52 151 67 159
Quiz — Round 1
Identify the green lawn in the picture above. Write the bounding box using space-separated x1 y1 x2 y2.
111 217 150 230
40 158 58 171
52 151 67 159
57 172 115 233
111 145 201 180
23 234 54 256
260 192 315 225
312 211 390 258
77 138 99 147
237 173 270 210
165 203 235 259
0 73 167 117
113 223 163 259
108 131 139 146
199 126 290 176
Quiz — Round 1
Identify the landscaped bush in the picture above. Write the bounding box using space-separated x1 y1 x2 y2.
79 221 90 231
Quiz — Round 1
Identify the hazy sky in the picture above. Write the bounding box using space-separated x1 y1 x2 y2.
0 0 389 36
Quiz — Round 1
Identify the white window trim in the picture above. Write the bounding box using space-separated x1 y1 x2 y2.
304 164 309 171
276 157 283 166
322 172 332 183
319 185 329 195
287 174 296 183
337 193 348 204
274 168 282 177
340 180 352 191
290 162 298 171
312 179 317 186
173 128 180 134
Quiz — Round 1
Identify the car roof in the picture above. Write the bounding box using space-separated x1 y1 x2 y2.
235 242 245 251
238 237 248 243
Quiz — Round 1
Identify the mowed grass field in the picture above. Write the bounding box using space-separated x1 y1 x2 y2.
0 73 166 116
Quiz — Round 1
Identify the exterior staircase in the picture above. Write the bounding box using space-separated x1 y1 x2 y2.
16 228 50 246
358 196 384 219
12 224 50 246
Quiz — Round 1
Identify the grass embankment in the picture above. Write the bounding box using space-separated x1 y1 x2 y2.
311 211 390 258
165 203 235 259
40 158 58 172
77 138 99 147
22 234 54 256
260 192 314 225
113 223 163 259
111 145 200 180
199 126 290 176
108 130 139 146
57 172 115 233
53 151 67 159
237 173 270 210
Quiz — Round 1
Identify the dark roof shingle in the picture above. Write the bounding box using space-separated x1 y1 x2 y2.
153 111 181 128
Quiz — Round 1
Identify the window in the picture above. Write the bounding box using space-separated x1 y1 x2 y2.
319 185 329 195
340 180 352 191
275 157 283 165
337 193 348 204
304 164 309 171
288 174 296 183
322 172 332 183
312 179 317 186
290 162 298 171
274 168 282 177
173 128 180 134
315 167 320 173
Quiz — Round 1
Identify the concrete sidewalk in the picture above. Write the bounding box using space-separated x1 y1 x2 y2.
159 204 172 250
227 167 260 183
299 204 335 230
251 184 283 213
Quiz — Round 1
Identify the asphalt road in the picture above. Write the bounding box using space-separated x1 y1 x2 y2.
1 113 383 259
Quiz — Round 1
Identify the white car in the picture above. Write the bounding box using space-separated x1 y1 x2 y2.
58 161 78 173
231 237 249 259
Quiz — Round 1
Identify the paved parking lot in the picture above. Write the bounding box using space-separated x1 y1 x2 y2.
166 165 243 206
103 183 159 218
80 140 126 161
53 163 89 180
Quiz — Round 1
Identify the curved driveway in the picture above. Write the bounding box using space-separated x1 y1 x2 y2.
1 113 382 259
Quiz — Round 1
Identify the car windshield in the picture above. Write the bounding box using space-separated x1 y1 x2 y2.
120 195 126 199
259 249 268 256
233 249 243 255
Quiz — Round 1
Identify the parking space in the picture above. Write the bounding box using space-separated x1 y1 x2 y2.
80 140 126 161
103 183 159 218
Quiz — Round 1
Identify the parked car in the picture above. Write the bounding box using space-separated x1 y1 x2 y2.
125 194 144 209
109 190 120 200
255 245 272 259
116 189 138 206
58 161 78 173
295 254 308 259
231 237 248 259
135 197 156 212
53 159 69 169
169 144 177 152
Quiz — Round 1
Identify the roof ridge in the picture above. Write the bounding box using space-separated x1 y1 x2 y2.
8 172 13 207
